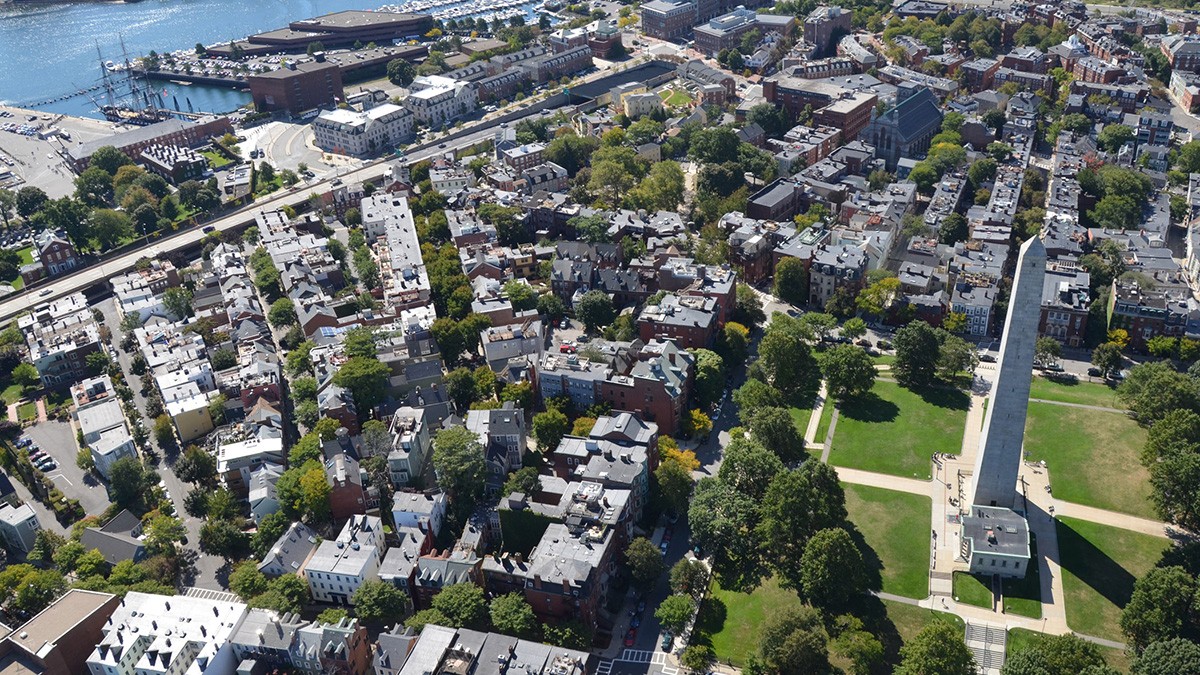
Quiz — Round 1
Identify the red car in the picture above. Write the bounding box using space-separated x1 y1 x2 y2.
559 344 576 354
624 629 637 647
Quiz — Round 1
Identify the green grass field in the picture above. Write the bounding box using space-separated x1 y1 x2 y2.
17 402 36 422
1007 628 1131 673
1057 517 1170 640
872 353 896 366
1028 376 1122 409
15 246 32 265
883 600 964 643
658 88 693 106
1002 535 1042 619
694 577 959 668
696 577 802 666
201 149 232 169
789 405 813 439
1024 404 1153 518
829 380 968 479
814 397 835 444
844 483 931 599
0 381 22 406
953 572 992 609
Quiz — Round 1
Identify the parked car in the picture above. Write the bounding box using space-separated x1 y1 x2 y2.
661 632 673 652
659 541 669 556
856 339 872 347
16 436 31 448
876 339 892 350
624 629 637 647
28 451 45 461
1087 367 1102 377
36 459 56 472
559 344 576 354
979 353 996 363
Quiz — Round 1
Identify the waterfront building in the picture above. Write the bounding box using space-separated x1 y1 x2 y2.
249 58 344 115
313 104 414 157
403 75 477 128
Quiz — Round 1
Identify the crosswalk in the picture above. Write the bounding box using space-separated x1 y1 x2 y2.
596 650 679 675
182 586 240 603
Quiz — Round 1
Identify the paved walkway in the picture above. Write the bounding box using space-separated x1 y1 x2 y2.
1051 499 1173 539
805 382 826 453
835 467 929 496
1028 398 1126 414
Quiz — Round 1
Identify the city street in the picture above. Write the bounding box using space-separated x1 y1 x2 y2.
97 296 227 590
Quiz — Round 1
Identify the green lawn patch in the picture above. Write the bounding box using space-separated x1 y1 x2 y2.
253 175 284 198
17 402 36 422
9 276 23 291
844 483 931 599
1007 628 1130 673
0 381 22 406
15 246 32 265
1024 404 1153 519
953 572 992 609
883 600 963 643
201 150 232 169
872 353 896 366
695 578 961 669
1028 376 1122 409
829 380 968 479
814 396 835 444
1002 534 1042 619
695 576 804 666
658 88 692 106
1057 516 1170 641
789 405 813 438
44 389 70 416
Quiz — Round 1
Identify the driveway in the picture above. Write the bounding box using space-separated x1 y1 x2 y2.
23 419 112 517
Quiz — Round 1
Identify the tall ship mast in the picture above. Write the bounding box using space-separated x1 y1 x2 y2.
96 37 172 126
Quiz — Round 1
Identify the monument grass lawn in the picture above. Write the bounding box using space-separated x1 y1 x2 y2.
789 404 814 439
695 574 958 668
1002 535 1042 619
1027 376 1122 409
1023 403 1153 519
1007 628 1130 673
829 380 969 479
953 572 992 609
1056 517 1170 641
844 483 932 599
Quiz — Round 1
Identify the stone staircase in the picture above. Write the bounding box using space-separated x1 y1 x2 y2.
965 622 1007 675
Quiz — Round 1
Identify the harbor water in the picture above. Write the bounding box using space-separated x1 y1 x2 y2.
0 0 399 120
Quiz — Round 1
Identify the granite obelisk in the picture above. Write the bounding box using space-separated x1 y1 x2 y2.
969 235 1046 509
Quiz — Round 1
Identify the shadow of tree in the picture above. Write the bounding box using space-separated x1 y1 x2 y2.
1054 515 1138 610
839 392 900 424
844 521 884 594
913 385 970 411
691 595 726 649
853 595 905 668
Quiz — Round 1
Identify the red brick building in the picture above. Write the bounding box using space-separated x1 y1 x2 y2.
249 58 344 114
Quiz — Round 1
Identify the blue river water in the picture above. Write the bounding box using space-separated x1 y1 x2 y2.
0 0 383 119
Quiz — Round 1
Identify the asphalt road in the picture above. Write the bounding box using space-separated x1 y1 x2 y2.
98 296 227 589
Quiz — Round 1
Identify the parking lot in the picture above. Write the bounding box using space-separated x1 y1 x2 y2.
22 419 112 517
